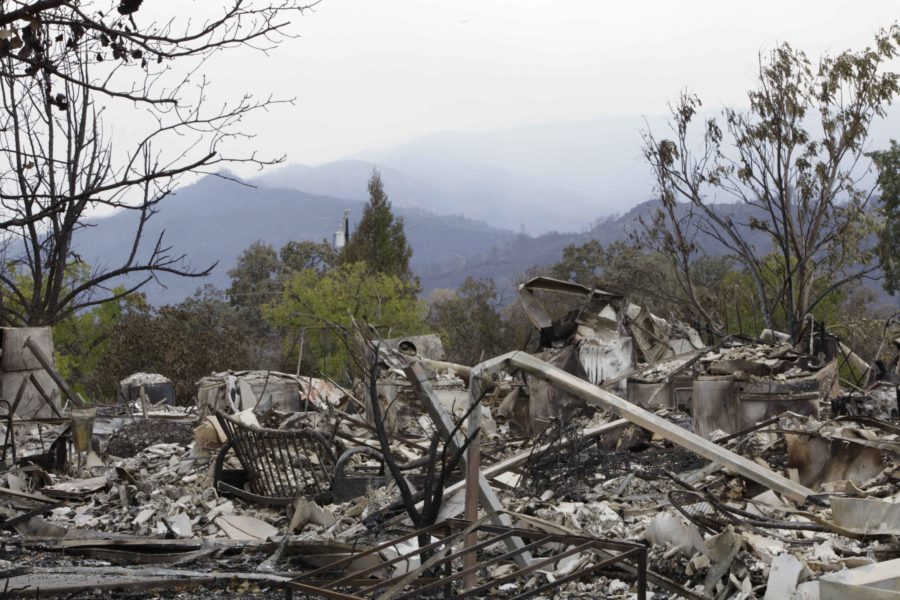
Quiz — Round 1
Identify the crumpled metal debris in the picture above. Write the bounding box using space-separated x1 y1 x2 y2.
2 310 899 600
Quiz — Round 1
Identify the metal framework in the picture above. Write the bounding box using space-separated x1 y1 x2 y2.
289 519 647 599
214 411 336 506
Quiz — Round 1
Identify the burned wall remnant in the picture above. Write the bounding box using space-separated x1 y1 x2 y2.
692 343 838 438
516 277 637 431
0 327 61 419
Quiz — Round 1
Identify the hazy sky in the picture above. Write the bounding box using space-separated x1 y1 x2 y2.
189 0 898 170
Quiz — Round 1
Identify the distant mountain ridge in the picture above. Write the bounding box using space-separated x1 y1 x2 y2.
73 107 898 306
71 175 890 309
66 174 781 306
255 161 435 211
254 157 598 234
70 172 729 306
254 110 898 235
73 175 518 305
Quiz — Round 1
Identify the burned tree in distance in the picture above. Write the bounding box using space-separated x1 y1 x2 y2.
871 139 900 296
641 26 900 338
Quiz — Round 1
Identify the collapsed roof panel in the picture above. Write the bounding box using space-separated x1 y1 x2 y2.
517 275 623 334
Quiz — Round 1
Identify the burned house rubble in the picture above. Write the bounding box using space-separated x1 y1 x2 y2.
1 290 899 599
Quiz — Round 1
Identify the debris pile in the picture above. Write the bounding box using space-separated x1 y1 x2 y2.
1 292 898 598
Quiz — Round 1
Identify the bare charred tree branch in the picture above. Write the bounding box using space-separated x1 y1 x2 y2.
0 1 306 325
0 1 319 104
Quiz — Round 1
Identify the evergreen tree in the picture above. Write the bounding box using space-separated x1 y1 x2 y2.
342 171 414 282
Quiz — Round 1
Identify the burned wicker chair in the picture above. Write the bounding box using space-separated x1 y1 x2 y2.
213 410 338 506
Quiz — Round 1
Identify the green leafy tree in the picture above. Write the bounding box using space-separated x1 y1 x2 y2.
227 241 280 309
266 262 425 380
226 242 290 371
429 278 509 365
549 240 605 285
226 239 341 372
871 140 900 295
341 171 414 283
642 26 900 338
716 255 845 337
53 288 148 401
543 238 748 331
1 261 145 399
280 240 338 278
595 242 688 315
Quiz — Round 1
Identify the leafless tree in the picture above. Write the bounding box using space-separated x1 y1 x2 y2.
0 1 315 105
325 319 479 533
0 1 317 325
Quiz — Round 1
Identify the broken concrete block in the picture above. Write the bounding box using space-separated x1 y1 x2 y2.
792 581 819 600
765 553 804 600
167 512 193 538
215 514 278 541
643 512 705 557
289 497 336 531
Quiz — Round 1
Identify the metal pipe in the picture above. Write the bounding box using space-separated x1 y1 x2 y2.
422 358 472 384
